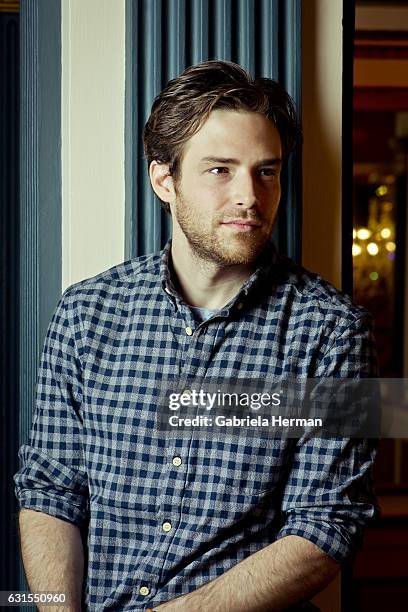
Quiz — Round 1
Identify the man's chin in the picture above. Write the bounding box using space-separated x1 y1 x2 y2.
208 238 269 266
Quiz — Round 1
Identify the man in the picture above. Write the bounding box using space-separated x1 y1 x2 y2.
15 60 378 611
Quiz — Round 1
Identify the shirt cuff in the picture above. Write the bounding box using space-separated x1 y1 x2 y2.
276 518 361 564
16 490 88 527
14 445 89 528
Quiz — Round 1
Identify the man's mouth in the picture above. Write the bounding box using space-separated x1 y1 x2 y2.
221 220 262 231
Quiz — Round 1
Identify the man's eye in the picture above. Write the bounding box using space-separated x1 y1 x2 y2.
209 167 229 175
259 168 278 177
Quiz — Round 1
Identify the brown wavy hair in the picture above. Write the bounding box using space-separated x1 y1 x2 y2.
143 60 300 212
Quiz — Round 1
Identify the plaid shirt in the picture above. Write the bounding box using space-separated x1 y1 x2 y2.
14 239 378 611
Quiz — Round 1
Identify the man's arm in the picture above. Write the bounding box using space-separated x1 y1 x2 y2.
14 290 89 609
154 535 338 611
18 509 84 612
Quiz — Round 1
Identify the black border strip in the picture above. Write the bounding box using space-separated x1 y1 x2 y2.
341 2 356 610
341 0 355 297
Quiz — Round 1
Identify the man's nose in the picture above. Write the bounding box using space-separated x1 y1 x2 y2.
231 172 259 207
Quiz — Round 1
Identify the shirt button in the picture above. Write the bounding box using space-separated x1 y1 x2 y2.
162 521 172 532
139 586 150 596
172 456 182 467
185 326 193 336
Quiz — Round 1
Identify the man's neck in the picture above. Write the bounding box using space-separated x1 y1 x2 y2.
170 239 254 310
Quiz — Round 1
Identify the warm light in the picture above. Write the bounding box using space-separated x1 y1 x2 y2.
356 228 372 240
353 229 357 239
386 241 396 252
380 228 391 239
367 242 379 256
375 185 388 197
352 244 362 257
369 272 379 281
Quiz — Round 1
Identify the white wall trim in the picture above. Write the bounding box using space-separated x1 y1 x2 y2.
61 0 126 290
302 0 343 289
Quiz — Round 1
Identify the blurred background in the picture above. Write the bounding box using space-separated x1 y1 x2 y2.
350 1 408 610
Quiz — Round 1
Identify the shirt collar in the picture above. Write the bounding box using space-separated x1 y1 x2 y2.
160 238 279 309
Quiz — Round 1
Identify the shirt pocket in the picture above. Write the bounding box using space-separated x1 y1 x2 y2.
187 435 294 499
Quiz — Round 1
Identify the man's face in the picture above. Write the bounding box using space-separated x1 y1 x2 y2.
170 109 282 266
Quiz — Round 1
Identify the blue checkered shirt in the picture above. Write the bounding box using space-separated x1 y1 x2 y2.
14 239 378 611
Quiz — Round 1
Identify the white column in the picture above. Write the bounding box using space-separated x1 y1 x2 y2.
302 0 343 289
61 0 126 289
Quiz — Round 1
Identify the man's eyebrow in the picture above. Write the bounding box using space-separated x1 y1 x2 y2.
199 156 282 165
258 157 282 166
200 156 239 165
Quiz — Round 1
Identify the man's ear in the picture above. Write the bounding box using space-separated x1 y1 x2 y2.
149 161 176 205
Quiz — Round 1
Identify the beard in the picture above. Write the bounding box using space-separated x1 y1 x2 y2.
173 189 276 266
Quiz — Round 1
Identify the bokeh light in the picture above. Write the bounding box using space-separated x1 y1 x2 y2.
375 185 388 197
356 228 372 240
380 228 391 239
367 242 379 256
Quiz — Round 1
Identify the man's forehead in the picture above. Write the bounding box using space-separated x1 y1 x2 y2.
195 108 278 134
182 109 282 159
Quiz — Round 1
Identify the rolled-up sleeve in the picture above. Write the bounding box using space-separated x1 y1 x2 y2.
14 289 89 526
276 313 380 563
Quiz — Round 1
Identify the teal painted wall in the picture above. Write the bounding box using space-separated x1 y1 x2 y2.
18 0 62 603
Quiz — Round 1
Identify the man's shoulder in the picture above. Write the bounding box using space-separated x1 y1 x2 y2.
274 254 370 325
60 251 163 305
